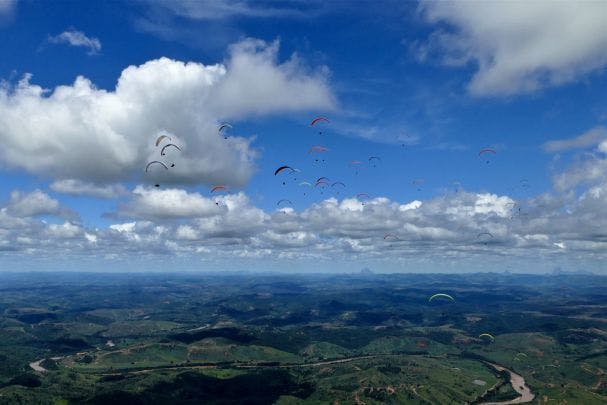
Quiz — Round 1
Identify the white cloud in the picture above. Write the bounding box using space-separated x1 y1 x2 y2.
553 152 607 192
115 186 221 219
47 221 81 238
5 189 65 217
543 126 607 152
175 225 199 240
0 39 334 188
50 179 126 199
418 1 607 96
109 222 137 233
399 200 422 211
48 29 102 55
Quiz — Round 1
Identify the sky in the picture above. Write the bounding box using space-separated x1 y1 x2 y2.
0 0 606 273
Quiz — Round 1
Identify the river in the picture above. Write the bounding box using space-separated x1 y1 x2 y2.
480 362 535 405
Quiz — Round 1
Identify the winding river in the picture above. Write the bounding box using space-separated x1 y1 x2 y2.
480 362 534 405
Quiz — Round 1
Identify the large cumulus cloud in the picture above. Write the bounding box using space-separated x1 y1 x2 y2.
0 39 334 187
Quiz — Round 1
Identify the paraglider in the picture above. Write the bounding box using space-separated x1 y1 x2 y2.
315 179 329 195
428 293 454 302
310 117 329 126
310 116 329 134
477 232 494 245
155 135 171 147
384 233 399 240
161 144 182 156
145 161 168 172
355 193 371 205
514 353 528 361
274 166 294 176
317 177 330 183
218 123 232 139
331 181 345 195
479 148 496 164
412 179 424 191
277 199 292 207
479 333 495 342
299 181 312 195
369 156 381 167
451 180 463 193
211 185 227 193
349 160 363 175
308 146 329 154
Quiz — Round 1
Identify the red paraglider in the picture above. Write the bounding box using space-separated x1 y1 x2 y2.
308 146 329 154
310 117 330 126
310 117 329 134
479 148 496 164
211 185 227 193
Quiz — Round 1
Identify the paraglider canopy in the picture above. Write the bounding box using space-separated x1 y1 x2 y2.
161 143 181 156
308 146 329 154
477 232 494 245
310 117 329 126
155 135 171 147
428 293 454 302
277 199 292 206
310 117 329 134
274 166 294 176
479 333 495 342
145 161 168 172
211 185 227 193
218 123 232 139
479 148 496 164
218 123 232 132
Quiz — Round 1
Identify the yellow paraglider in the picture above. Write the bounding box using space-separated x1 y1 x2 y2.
479 333 495 342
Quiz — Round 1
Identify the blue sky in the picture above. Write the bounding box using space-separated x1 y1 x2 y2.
0 0 606 273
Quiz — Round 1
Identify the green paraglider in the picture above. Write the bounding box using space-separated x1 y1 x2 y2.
428 293 454 302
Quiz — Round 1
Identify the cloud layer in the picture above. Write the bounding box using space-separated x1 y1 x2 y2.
418 1 607 96
2 164 606 271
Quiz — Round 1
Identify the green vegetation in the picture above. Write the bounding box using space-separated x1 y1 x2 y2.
0 272 605 403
